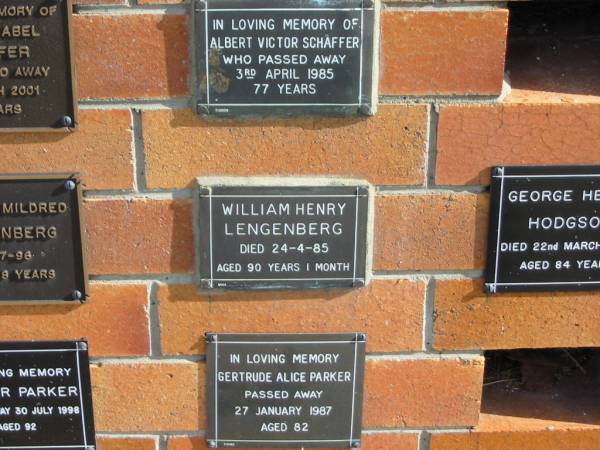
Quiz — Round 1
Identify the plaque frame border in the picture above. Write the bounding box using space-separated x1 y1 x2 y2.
192 0 380 117
485 164 600 293
0 173 89 303
193 176 374 291
205 332 366 448
0 0 79 133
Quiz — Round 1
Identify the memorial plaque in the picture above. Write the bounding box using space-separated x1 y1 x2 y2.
0 0 77 131
486 165 600 293
0 175 87 301
206 333 366 448
0 340 96 449
196 181 370 290
195 0 376 116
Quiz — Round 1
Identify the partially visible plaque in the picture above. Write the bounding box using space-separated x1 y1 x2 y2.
0 175 87 301
195 0 376 116
486 165 600 293
0 0 77 131
206 333 366 448
196 179 371 290
0 340 96 449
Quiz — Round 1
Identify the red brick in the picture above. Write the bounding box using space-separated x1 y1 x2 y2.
364 358 484 428
374 194 488 271
0 284 149 357
0 110 132 190
84 199 194 275
381 11 508 95
92 363 202 432
436 103 600 186
142 106 428 189
73 15 189 99
158 280 425 355
98 437 156 450
168 434 418 450
431 430 600 450
75 0 123 4
433 279 600 350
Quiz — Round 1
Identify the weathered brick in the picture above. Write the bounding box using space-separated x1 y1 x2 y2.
142 106 428 189
436 103 600 186
381 11 508 95
75 0 123 4
92 363 202 432
433 279 600 350
431 430 600 450
158 280 426 355
364 358 484 428
0 110 132 190
98 437 156 450
73 15 189 99
168 434 418 450
84 199 194 275
0 284 149 357
374 194 488 271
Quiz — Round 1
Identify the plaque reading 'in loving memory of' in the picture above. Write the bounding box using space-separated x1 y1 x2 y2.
195 0 376 116
0 175 87 301
486 166 600 293
196 181 370 290
0 340 96 449
206 333 366 448
0 0 77 130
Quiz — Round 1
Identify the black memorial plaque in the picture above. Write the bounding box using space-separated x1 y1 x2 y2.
206 333 366 448
195 0 376 116
0 175 87 301
486 165 600 293
196 183 370 290
0 0 77 131
0 340 96 450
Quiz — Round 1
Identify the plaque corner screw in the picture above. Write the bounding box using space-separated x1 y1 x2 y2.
357 333 367 342
61 115 73 128
358 104 373 116
205 333 216 342
484 283 497 294
198 104 210 116
65 179 77 191
351 440 360 448
208 440 217 448
493 167 504 176
77 341 89 351
72 290 83 301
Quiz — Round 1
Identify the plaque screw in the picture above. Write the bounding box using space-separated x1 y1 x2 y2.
357 333 367 342
358 104 373 116
484 283 497 294
198 105 210 115
65 179 77 191
72 290 83 301
61 115 73 127
205 334 215 343
77 341 88 351
208 441 217 448
493 167 504 176
351 441 360 448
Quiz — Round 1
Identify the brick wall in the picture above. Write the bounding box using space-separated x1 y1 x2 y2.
3 0 599 449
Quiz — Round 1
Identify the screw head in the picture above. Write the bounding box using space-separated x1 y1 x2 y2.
208 441 217 448
64 179 76 191
198 104 210 115
493 167 504 176
77 341 88 351
357 333 367 342
351 441 360 448
61 115 73 127
358 104 373 116
72 290 83 301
